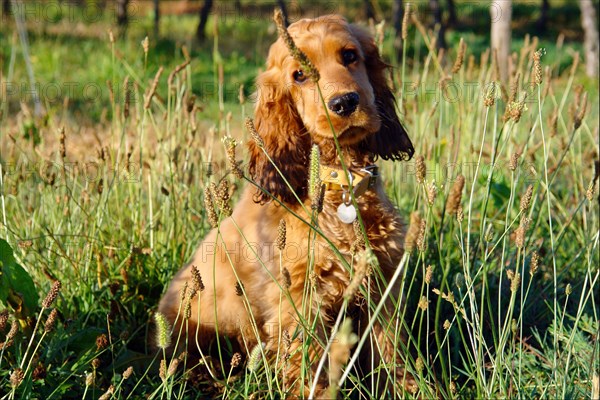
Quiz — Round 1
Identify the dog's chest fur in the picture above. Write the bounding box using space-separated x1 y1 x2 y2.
306 188 405 311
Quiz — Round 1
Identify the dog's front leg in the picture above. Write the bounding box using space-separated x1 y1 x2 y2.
261 277 331 398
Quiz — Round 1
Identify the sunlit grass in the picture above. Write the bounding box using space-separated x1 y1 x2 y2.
0 4 598 399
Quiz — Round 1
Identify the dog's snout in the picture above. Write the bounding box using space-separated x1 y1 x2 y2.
327 92 360 117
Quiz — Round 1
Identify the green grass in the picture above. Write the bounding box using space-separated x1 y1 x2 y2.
1 2 599 399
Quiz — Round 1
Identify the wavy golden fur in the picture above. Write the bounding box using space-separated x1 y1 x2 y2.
158 15 415 397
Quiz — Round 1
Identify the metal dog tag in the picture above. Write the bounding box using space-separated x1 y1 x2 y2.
337 174 357 224
337 202 357 224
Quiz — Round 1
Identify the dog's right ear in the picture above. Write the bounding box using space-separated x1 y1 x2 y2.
248 55 310 204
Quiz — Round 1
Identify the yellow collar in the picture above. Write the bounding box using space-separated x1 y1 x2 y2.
320 165 379 198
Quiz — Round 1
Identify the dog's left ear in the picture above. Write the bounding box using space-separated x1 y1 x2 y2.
351 25 414 161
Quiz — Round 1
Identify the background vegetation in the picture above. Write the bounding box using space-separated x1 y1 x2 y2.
0 0 598 398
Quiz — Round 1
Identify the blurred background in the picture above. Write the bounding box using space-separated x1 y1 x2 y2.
1 1 597 126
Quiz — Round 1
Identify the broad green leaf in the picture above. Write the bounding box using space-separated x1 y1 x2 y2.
0 238 39 318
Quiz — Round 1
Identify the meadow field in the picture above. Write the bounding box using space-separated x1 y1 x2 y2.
0 1 598 398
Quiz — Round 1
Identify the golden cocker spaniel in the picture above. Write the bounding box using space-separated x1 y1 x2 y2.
158 14 415 397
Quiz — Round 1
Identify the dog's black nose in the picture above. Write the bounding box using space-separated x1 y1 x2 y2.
328 92 360 117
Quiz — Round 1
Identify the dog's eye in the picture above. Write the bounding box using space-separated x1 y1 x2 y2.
342 49 358 66
293 70 307 83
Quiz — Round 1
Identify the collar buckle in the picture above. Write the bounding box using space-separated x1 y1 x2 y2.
359 166 379 189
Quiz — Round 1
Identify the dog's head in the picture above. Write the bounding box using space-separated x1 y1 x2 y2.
249 15 414 203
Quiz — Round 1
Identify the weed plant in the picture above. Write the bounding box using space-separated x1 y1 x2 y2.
0 4 598 399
